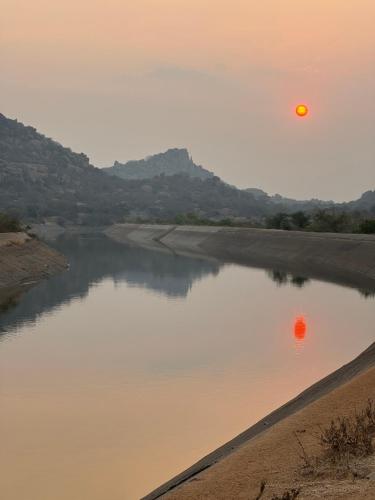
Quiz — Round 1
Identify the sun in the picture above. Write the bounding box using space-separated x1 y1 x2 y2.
296 104 309 117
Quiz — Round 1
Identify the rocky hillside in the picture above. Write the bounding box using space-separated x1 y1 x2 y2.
103 148 214 181
346 191 375 212
0 113 128 225
245 188 334 212
0 114 270 223
2 113 372 225
118 174 269 220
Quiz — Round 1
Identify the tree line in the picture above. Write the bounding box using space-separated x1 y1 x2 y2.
265 209 375 234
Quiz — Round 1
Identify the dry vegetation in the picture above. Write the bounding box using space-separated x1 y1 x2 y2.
296 399 375 481
256 481 300 500
255 400 375 499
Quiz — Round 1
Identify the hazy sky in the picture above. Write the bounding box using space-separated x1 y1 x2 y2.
2 0 375 200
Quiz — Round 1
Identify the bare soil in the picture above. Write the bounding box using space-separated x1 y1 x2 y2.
164 366 375 499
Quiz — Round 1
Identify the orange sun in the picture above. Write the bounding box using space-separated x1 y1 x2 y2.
296 104 309 117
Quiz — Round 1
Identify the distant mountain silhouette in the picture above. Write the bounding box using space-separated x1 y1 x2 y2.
244 188 334 212
0 113 373 224
346 190 375 212
103 148 214 181
0 113 129 225
0 114 268 222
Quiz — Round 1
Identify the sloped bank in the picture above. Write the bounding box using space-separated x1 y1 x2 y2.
106 224 375 292
0 233 67 293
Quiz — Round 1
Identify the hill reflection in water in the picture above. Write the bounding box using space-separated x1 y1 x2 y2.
0 234 222 336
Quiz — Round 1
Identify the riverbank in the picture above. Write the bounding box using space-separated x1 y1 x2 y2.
106 224 375 292
0 232 67 293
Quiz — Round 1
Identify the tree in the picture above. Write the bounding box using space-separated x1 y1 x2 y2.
291 211 310 229
358 219 375 234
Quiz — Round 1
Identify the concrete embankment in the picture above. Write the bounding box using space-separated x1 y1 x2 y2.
0 232 67 291
106 224 375 499
106 224 375 292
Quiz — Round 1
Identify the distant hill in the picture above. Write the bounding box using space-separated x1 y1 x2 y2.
245 188 334 212
0 113 129 225
346 191 375 212
103 148 214 180
1 113 373 226
0 114 269 223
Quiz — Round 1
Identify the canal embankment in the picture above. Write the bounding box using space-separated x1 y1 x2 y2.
0 232 67 293
106 224 375 292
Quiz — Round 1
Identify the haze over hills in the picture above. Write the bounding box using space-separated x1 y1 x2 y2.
346 191 375 212
0 113 129 224
0 113 269 223
245 188 335 212
0 112 374 225
103 148 214 181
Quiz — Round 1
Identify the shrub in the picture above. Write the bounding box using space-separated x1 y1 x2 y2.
358 219 375 234
255 481 300 500
320 399 375 462
266 213 292 230
0 213 22 233
291 211 310 229
271 490 300 500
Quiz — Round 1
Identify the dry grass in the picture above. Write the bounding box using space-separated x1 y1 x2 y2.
320 399 375 462
270 490 300 500
293 399 375 483
255 481 300 500
256 401 375 499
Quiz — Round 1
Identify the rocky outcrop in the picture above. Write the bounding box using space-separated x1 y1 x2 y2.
103 148 214 181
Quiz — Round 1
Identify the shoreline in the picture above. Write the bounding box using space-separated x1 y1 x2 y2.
0 232 67 294
106 224 375 294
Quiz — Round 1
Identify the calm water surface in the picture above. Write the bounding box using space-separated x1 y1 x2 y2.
1 235 374 499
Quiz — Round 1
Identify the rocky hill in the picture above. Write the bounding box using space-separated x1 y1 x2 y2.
346 191 375 212
0 114 270 223
118 174 270 220
103 148 214 181
0 113 128 225
245 188 334 212
1 113 372 226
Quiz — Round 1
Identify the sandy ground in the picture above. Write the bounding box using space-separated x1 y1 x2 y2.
161 366 375 499
0 232 30 248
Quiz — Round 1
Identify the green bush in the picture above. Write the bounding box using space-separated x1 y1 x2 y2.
358 219 375 234
0 213 22 233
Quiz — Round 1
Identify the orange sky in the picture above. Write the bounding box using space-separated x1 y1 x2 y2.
2 0 375 200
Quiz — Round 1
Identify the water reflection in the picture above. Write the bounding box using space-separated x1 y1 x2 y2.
1 236 375 500
358 289 375 299
0 235 222 336
267 269 375 298
294 316 307 341
267 270 311 288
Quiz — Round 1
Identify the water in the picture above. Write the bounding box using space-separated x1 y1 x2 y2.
0 234 374 500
